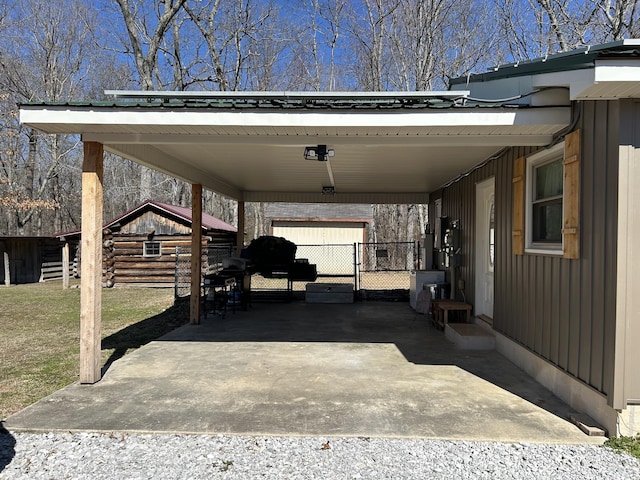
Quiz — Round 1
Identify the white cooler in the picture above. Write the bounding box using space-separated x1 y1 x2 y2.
409 270 445 310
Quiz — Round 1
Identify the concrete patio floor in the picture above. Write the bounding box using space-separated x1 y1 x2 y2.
5 301 603 443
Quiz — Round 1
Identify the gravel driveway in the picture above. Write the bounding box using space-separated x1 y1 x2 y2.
2 431 640 479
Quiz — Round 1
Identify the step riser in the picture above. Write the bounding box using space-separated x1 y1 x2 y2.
445 324 496 350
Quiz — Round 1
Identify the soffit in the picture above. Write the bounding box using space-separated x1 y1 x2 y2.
20 101 570 203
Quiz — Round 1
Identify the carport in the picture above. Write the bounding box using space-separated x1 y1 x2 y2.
19 90 570 384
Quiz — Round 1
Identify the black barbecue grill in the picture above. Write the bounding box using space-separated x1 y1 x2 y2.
242 235 318 295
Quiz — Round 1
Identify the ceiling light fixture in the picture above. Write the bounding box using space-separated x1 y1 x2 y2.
304 144 335 161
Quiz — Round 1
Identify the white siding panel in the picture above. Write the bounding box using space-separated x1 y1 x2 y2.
274 224 363 245
273 224 363 275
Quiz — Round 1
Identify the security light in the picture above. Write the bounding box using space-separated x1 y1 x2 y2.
304 147 317 160
304 145 335 161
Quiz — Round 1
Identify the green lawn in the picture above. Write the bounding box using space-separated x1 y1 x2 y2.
0 281 188 420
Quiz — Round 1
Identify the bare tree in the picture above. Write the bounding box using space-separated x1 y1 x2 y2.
345 0 400 90
4 0 639 238
287 0 348 91
0 0 103 235
113 0 186 90
495 0 640 59
111 0 186 202
183 0 286 91
594 0 640 40
182 0 298 240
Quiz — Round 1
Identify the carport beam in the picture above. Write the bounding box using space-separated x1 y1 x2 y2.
79 142 103 384
190 184 202 324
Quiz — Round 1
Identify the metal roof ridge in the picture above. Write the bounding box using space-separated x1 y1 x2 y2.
20 99 528 109
105 90 470 99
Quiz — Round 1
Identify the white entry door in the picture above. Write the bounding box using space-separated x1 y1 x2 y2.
475 178 495 320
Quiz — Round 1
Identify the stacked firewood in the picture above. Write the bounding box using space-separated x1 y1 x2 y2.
103 228 116 288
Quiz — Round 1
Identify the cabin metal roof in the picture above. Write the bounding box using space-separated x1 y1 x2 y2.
55 200 236 238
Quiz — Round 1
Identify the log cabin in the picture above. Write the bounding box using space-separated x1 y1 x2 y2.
57 200 236 288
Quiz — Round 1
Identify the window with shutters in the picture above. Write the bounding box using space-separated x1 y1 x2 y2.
512 129 580 259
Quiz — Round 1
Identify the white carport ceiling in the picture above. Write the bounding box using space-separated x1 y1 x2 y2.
20 93 571 204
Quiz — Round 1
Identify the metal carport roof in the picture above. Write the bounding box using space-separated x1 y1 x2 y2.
20 91 570 204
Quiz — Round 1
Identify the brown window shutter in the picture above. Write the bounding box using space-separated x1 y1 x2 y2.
512 156 525 255
563 130 580 259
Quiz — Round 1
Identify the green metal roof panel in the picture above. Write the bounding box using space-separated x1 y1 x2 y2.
20 96 526 110
450 39 640 86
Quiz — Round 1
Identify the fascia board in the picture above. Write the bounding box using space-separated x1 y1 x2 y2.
21 106 568 132
531 60 640 100
594 58 640 82
531 69 596 100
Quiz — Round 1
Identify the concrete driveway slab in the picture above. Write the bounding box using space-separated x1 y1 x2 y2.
5 302 602 444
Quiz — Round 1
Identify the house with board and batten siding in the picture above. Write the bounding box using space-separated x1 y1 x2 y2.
440 43 640 436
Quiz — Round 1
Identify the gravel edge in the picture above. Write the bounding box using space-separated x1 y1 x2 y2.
2 431 640 479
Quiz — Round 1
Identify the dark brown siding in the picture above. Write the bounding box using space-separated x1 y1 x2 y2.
433 101 620 399
0 237 67 284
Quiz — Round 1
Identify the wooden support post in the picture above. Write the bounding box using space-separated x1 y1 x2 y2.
2 249 9 286
190 184 202 324
80 142 103 384
237 201 245 255
62 241 70 289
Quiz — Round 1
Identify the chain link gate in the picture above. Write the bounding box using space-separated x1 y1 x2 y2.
356 241 420 300
175 241 420 301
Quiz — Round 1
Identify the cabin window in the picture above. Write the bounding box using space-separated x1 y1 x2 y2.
525 143 564 254
143 241 162 257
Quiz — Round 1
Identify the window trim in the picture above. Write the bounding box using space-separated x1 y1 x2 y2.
143 240 162 257
525 142 565 255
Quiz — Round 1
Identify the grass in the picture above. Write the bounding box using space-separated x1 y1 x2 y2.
0 281 188 420
605 434 640 459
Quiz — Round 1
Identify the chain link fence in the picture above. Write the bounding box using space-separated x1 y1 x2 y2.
175 241 420 301
357 242 419 292
174 244 235 298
